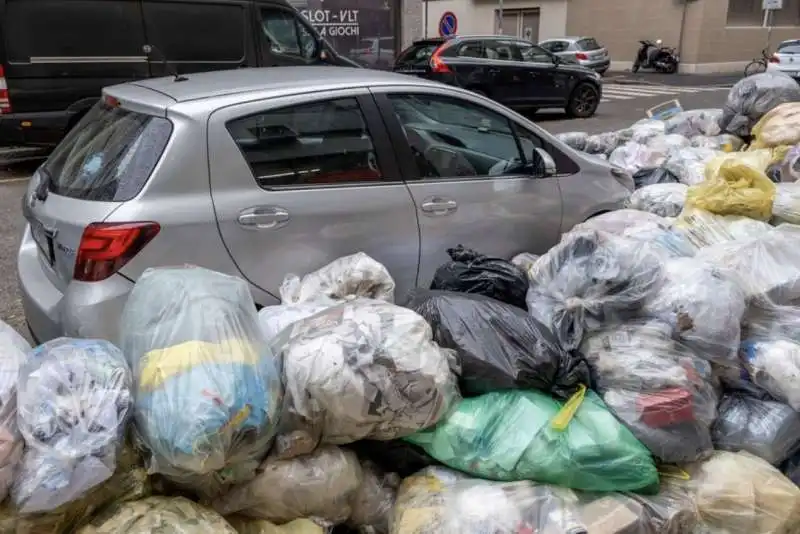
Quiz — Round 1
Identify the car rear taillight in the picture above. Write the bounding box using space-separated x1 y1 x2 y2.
74 222 160 282
770 54 780 63
430 47 452 73
0 65 10 114
575 52 589 61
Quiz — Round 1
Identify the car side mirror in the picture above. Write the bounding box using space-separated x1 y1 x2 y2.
529 147 557 177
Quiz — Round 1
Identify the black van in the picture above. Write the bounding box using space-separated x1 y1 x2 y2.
0 0 360 147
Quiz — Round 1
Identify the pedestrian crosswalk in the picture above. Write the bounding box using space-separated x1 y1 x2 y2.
600 83 731 104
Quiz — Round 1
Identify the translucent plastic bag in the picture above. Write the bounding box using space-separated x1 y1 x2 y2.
620 223 697 261
647 133 692 153
686 159 776 220
769 143 800 183
404 387 659 492
430 245 528 310
13 338 132 514
584 132 620 155
568 209 672 236
510 252 539 275
119 267 283 496
609 142 669 175
688 451 800 534
705 149 778 180
280 252 396 305
629 183 688 217
664 147 719 186
406 290 590 398
348 461 400 534
642 256 746 363
632 167 681 189
740 339 800 411
525 229 665 351
0 321 28 503
580 322 718 463
225 517 326 534
698 224 800 304
750 102 800 149
771 181 800 223
664 109 723 138
630 119 667 143
269 299 459 459
675 207 772 248
76 496 238 534
213 446 363 526
258 303 332 343
719 71 800 138
690 134 745 152
555 131 589 151
712 393 800 466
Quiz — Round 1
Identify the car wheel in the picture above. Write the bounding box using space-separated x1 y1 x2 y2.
566 83 600 119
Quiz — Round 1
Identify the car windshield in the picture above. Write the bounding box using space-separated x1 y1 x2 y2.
396 42 442 64
42 100 172 202
577 38 602 51
779 42 800 54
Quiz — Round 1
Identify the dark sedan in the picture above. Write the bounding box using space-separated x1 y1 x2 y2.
393 35 603 118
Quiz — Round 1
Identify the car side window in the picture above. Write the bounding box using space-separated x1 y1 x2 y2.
457 42 485 58
519 43 555 63
260 8 317 60
226 98 383 188
546 41 569 53
387 93 529 180
485 41 517 61
514 124 580 176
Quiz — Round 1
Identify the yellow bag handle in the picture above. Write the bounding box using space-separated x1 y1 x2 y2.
551 384 586 431
657 465 691 480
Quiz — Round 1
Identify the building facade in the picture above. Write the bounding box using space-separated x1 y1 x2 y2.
396 0 800 73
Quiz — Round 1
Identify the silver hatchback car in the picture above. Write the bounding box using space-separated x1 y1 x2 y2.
539 37 611 75
18 67 632 344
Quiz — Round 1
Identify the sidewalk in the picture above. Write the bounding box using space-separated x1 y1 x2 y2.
604 71 742 87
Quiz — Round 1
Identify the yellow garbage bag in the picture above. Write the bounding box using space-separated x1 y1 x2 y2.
688 159 776 220
704 149 775 180
750 102 800 149
226 516 324 534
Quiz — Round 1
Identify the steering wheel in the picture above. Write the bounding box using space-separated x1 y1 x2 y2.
488 157 525 176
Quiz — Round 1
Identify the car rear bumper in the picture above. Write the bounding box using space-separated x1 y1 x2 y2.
767 64 800 78
18 224 134 344
0 110 72 147
580 59 610 72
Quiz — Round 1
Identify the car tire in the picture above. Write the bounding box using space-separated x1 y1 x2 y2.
566 82 600 119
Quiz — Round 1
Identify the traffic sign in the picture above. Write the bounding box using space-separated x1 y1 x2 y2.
438 11 458 37
763 0 783 9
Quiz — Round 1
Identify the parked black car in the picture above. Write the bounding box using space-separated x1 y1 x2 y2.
394 35 602 118
0 0 360 148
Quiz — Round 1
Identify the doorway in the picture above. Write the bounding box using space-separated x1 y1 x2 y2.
494 8 540 42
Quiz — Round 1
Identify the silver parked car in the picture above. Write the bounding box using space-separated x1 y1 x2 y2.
539 37 610 75
766 39 800 79
18 67 633 343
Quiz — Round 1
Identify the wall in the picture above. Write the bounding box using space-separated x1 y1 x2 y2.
402 0 424 47
421 0 568 41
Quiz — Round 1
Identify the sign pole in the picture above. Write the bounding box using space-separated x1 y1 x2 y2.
498 0 504 34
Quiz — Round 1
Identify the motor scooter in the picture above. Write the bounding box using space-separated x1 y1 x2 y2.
632 39 679 74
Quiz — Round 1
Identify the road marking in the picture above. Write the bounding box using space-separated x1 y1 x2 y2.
600 84 730 103
0 177 30 184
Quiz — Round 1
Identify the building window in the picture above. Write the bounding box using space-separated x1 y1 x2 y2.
727 0 800 26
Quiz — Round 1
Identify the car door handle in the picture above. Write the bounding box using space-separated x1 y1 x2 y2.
238 206 290 230
420 198 457 216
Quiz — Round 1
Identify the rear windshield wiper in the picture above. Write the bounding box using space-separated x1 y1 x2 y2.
35 167 52 202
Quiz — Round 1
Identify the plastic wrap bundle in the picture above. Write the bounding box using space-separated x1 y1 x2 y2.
269 298 459 460
0 321 29 502
525 229 665 351
687 451 800 534
280 252 395 304
663 147 719 186
119 267 283 496
675 207 772 248
510 252 539 275
629 118 667 143
405 387 659 492
686 158 776 221
389 467 589 534
664 109 723 137
632 167 680 189
699 224 800 304
348 461 400 533
750 102 800 149
568 209 672 236
76 496 238 534
579 322 717 463
555 131 588 151
771 182 800 224
584 131 620 155
429 245 528 310
609 142 669 175
258 303 331 343
406 290 590 398
213 446 362 526
642 256 745 363
629 183 688 217
690 133 745 151
12 338 132 514
719 71 800 138
225 517 325 534
712 393 800 466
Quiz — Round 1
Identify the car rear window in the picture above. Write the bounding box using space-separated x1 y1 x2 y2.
779 42 800 54
396 41 443 64
43 101 172 202
576 38 602 51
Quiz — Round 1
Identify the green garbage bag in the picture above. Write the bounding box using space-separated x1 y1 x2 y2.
405 387 658 493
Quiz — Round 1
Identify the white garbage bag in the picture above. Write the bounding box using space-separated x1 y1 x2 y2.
664 109 723 137
585 132 621 155
663 147 720 186
629 183 688 217
555 132 589 151
630 119 667 143
690 133 745 151
771 182 800 224
647 133 692 153
568 209 672 237
0 321 28 503
609 142 669 175
676 207 773 249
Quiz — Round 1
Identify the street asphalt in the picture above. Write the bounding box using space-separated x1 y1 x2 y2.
0 82 737 342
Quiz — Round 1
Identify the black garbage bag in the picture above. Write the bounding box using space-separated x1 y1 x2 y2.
430 245 529 310
783 450 800 486
633 167 680 189
347 439 439 479
406 290 590 398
